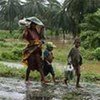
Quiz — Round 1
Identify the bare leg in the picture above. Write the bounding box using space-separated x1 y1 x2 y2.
36 54 49 83
64 78 68 85
52 75 56 83
75 66 81 87
76 74 81 87
38 68 45 81
26 67 31 81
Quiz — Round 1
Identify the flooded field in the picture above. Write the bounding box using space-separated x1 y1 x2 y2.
0 77 100 100
0 61 100 100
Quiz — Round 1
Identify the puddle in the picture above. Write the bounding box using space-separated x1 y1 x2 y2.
0 77 100 100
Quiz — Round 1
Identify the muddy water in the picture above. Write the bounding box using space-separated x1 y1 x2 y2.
0 61 64 69
0 77 100 100
0 61 100 100
0 61 23 68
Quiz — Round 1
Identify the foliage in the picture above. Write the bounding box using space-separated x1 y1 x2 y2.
0 0 100 37
0 40 25 61
82 72 100 82
93 47 100 60
0 63 40 80
0 30 22 39
0 0 22 33
80 9 100 49
80 47 94 60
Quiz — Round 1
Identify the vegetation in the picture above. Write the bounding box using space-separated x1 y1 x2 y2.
0 0 99 84
0 0 100 37
80 9 100 49
0 0 99 60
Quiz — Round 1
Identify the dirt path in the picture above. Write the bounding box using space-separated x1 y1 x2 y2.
0 77 100 100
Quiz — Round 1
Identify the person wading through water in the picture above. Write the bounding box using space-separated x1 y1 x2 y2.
67 37 83 88
22 18 48 84
43 42 56 83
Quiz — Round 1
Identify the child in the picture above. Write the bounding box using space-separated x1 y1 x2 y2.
65 37 82 88
42 42 56 83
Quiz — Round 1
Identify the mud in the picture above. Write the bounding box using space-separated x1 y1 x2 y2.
0 77 100 100
0 61 100 100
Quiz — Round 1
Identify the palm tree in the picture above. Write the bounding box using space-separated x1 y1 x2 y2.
44 0 61 29
62 0 100 37
0 0 22 33
23 0 46 17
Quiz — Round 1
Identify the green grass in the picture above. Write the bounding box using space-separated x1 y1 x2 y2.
0 63 99 83
0 30 22 39
0 41 25 61
0 63 40 80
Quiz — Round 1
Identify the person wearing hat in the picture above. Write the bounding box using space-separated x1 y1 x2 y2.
66 37 83 88
22 18 47 84
42 42 56 83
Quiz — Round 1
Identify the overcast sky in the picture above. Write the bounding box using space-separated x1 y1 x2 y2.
58 0 65 3
21 0 65 4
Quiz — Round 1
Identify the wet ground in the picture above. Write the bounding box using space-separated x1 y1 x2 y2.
0 77 100 100
0 61 100 100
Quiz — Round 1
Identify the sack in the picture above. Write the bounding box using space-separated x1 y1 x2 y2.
66 64 74 71
64 64 74 80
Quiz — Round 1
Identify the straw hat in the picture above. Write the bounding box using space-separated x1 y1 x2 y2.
46 42 56 48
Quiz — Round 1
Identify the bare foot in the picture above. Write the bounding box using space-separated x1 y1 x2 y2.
76 84 83 88
25 81 32 85
64 79 68 85
41 80 50 84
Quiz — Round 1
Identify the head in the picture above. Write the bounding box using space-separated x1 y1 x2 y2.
74 37 81 48
46 42 56 51
30 22 37 30
36 25 44 34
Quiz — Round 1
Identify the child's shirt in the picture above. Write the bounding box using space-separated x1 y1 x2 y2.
43 49 54 63
68 47 82 66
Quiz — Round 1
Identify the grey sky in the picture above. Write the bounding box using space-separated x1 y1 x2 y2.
21 0 65 4
58 0 65 3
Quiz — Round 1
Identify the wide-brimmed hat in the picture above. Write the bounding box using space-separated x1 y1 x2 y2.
46 42 56 48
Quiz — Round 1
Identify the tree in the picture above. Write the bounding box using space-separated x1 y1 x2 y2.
80 9 100 49
0 0 22 33
23 0 46 17
62 0 100 37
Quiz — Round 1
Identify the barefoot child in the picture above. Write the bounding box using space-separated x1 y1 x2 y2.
65 37 83 88
42 42 56 83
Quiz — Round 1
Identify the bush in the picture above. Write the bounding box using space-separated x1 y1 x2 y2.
80 47 95 60
0 41 13 48
80 9 100 49
12 47 22 57
93 47 100 60
0 63 40 80
0 30 21 39
0 47 23 61
80 31 100 49
1 52 13 60
82 73 100 82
